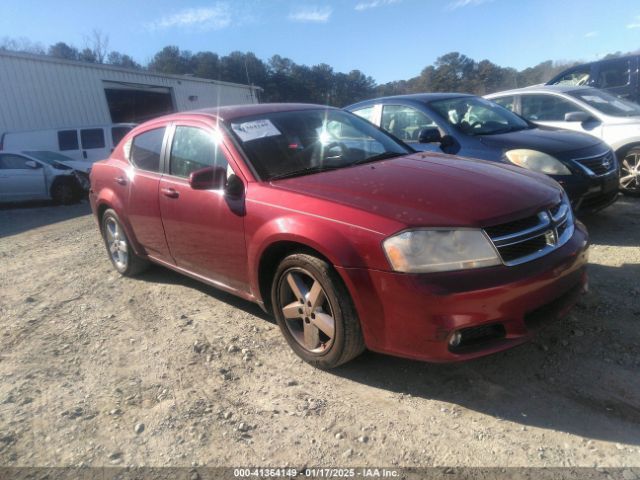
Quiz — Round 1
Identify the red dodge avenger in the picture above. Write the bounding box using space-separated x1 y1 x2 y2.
89 103 589 368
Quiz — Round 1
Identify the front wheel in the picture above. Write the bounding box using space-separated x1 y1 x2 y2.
271 253 365 369
51 181 78 205
101 209 148 276
620 147 640 196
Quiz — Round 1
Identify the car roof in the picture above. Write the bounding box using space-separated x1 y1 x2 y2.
350 93 474 106
154 103 338 124
486 84 594 97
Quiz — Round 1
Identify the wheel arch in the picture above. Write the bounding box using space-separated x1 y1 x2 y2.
614 141 640 159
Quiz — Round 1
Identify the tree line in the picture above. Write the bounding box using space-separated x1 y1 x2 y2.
1 33 636 107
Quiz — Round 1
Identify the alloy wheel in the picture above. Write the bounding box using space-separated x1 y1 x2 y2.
278 268 335 353
621 151 640 193
105 217 128 270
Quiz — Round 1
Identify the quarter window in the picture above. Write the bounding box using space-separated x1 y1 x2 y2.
520 95 582 122
112 126 132 146
352 106 376 124
169 126 229 178
381 105 436 142
80 128 105 150
58 130 79 151
597 59 631 88
130 128 165 173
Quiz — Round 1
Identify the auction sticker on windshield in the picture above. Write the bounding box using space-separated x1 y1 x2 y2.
231 119 281 142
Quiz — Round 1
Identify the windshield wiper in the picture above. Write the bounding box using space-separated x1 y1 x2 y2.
269 165 343 181
351 151 405 166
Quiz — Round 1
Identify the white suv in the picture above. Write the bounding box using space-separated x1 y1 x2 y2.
486 85 640 195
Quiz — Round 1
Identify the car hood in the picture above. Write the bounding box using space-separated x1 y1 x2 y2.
478 127 602 154
58 160 91 173
270 152 562 229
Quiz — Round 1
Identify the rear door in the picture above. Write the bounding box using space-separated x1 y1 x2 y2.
158 121 249 292
125 126 172 260
0 154 47 201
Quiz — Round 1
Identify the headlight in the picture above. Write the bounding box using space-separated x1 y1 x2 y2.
383 229 501 273
505 149 571 175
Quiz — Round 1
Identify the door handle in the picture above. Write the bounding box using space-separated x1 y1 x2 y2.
114 176 127 185
161 187 180 198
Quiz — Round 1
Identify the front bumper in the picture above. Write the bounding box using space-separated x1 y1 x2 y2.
336 222 589 362
557 170 619 213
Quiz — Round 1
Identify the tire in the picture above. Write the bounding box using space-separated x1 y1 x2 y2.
51 180 78 205
101 209 149 276
620 147 640 196
271 253 365 369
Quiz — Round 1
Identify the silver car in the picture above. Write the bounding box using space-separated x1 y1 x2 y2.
0 150 88 204
486 85 640 195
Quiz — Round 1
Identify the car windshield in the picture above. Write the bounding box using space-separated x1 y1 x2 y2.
429 96 531 136
568 89 640 117
226 109 411 180
23 150 75 165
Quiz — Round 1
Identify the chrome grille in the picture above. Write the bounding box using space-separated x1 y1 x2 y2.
574 150 616 177
484 198 574 266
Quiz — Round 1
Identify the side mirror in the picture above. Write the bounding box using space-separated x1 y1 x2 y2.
418 127 442 144
25 160 40 169
564 111 591 122
189 166 227 190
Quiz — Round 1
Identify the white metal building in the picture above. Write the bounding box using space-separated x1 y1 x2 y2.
0 50 260 134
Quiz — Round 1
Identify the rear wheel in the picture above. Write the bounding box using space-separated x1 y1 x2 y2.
620 147 640 196
101 209 148 276
271 253 365 369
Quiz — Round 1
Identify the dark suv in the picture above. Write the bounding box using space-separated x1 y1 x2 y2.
547 55 639 104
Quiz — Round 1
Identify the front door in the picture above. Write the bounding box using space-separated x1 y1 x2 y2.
0 154 47 201
519 94 603 139
159 123 249 293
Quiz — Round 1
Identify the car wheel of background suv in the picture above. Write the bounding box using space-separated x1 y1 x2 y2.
101 209 149 276
271 253 365 369
620 147 640 196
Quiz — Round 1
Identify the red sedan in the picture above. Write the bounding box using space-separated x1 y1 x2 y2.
89 104 589 368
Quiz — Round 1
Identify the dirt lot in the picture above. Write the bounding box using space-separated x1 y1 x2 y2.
0 197 639 469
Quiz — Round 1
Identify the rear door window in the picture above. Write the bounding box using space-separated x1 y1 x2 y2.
352 106 376 124
130 128 165 173
80 128 106 150
58 130 79 151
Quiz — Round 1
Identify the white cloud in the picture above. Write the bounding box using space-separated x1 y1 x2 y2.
288 6 332 23
584 31 599 38
146 4 231 31
627 16 640 29
448 0 493 9
355 0 401 11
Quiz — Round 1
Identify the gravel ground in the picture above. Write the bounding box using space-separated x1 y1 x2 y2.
0 197 639 469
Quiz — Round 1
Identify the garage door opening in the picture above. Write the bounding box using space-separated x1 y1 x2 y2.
103 81 175 123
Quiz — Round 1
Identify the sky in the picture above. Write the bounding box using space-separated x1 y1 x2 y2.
0 0 639 84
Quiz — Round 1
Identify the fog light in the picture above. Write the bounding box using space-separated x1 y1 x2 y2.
449 331 462 347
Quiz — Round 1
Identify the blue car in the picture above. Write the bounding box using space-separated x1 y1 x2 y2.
345 93 619 213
